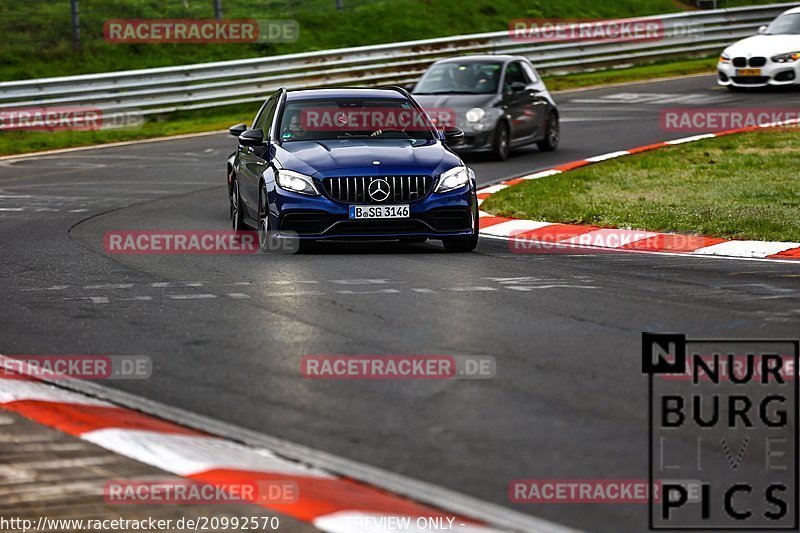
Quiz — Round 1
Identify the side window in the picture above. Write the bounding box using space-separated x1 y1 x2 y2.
503 62 527 92
256 98 278 138
251 101 268 129
521 62 539 83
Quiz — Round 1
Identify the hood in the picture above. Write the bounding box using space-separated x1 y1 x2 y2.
275 139 462 178
724 34 800 58
413 93 498 115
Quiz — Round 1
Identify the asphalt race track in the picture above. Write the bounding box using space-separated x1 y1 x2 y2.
2 75 800 532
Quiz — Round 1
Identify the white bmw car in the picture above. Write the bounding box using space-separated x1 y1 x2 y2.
718 6 800 89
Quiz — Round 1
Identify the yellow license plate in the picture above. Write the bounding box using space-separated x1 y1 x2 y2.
736 68 762 76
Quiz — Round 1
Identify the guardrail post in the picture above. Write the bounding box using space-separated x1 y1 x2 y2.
335 0 345 10
70 0 80 52
214 0 223 20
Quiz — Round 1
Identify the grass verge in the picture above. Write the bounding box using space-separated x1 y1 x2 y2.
0 104 253 157
543 56 717 91
481 128 800 242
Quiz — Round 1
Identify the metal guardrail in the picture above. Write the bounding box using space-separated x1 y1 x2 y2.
1 2 797 119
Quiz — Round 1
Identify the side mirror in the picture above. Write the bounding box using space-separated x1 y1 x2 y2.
758 25 768 34
238 128 264 147
229 123 247 137
443 126 464 145
510 81 527 92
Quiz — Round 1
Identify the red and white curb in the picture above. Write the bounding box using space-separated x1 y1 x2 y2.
477 125 800 262
0 356 578 533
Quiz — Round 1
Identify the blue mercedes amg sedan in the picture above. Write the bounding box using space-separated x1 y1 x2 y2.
226 87 479 252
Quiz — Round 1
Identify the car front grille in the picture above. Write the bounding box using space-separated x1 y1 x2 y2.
733 57 766 67
322 176 432 204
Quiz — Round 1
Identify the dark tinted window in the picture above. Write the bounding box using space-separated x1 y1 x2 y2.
414 62 502 95
503 62 529 92
279 97 434 142
256 97 278 137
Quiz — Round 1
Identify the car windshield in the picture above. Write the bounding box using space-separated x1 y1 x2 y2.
279 97 435 142
765 13 800 34
414 61 502 95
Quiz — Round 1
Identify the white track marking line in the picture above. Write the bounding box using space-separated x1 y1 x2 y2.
478 184 509 194
585 151 630 162
226 293 251 299
691 240 800 259
167 294 217 300
0 354 580 533
0 379 110 407
83 283 134 290
82 429 334 479
264 291 324 297
336 289 401 295
480 233 800 264
21 285 70 291
665 134 716 144
482 220 552 237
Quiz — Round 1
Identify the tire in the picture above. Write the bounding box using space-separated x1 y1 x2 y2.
230 176 245 233
491 122 510 161
257 182 271 252
442 205 479 253
537 111 560 152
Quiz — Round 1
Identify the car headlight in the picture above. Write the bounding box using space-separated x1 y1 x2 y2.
435 166 470 193
771 51 800 63
466 108 485 123
276 169 320 196
719 53 731 64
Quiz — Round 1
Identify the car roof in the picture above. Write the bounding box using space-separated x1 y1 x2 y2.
432 54 525 64
285 88 408 101
784 6 800 14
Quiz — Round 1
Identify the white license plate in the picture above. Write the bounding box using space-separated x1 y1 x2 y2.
349 204 410 219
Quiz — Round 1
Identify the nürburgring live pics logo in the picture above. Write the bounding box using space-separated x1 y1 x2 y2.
643 333 798 530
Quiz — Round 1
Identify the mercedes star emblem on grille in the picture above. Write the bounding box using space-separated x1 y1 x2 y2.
368 179 391 202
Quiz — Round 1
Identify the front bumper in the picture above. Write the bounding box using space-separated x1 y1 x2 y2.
717 61 800 87
270 184 477 240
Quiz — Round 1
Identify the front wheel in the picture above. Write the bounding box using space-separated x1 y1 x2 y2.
442 205 479 253
491 122 510 161
537 111 559 152
230 177 245 233
258 183 270 252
